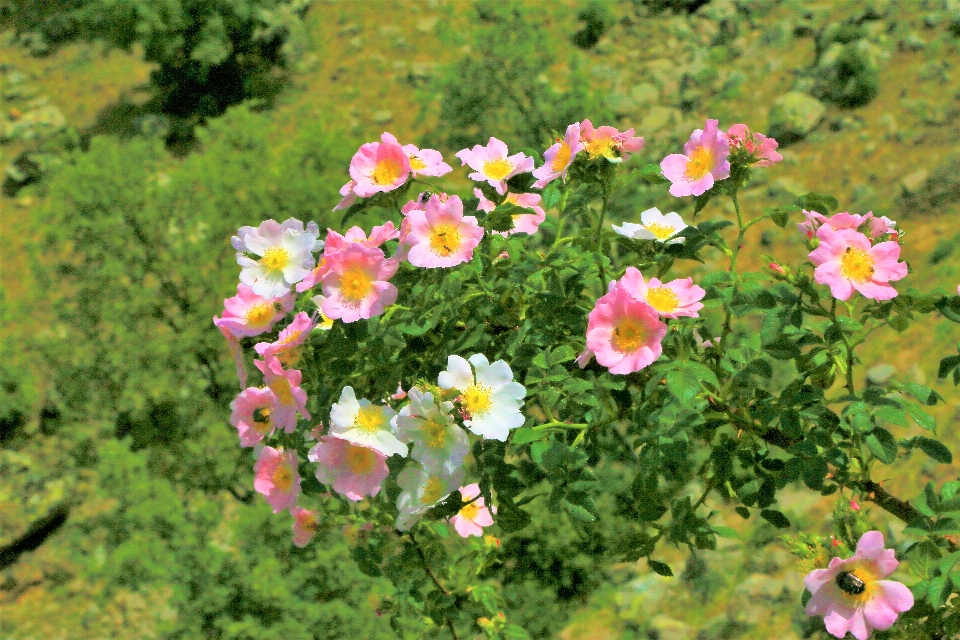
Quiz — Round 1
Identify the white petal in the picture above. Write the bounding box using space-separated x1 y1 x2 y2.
661 211 688 231
492 381 526 404
371 430 408 457
613 222 645 239
476 359 513 388
639 207 664 227
467 353 491 370
330 387 359 430
438 355 474 390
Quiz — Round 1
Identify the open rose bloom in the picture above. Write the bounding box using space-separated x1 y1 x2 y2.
532 122 582 188
805 531 913 639
254 311 315 367
349 133 411 197
254 355 310 431
725 123 782 167
579 119 644 162
216 284 295 338
382 132 452 178
613 208 688 245
320 243 399 322
456 137 534 195
230 386 279 447
438 354 526 441
290 506 319 547
474 189 546 236
254 446 301 513
808 226 907 301
404 194 483 268
618 267 705 319
233 219 321 298
585 284 667 375
309 435 389 501
660 118 731 197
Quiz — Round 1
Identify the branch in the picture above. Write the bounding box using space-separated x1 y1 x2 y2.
861 480 931 527
0 502 70 570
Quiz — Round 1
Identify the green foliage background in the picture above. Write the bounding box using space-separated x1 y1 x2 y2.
2 0 960 638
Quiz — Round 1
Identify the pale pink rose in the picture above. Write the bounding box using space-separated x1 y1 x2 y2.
253 355 310 431
660 119 731 197
320 243 399 322
532 122 583 188
805 531 914 640
308 436 389 501
324 222 400 254
617 267 705 319
349 134 411 198
725 123 782 167
809 226 907 301
404 194 483 268
579 119 644 162
391 382 407 401
451 483 496 538
474 189 546 236
455 137 534 195
585 286 667 374
216 284 295 338
229 387 279 447
254 312 315 367
290 506 319 547
798 210 897 241
381 133 452 178
214 315 248 388
253 446 301 513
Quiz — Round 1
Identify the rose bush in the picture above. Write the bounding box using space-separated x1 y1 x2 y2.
216 118 960 638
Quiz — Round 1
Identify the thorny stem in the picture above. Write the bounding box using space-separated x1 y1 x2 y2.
410 530 452 596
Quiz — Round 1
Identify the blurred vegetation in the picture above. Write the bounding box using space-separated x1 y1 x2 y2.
2 0 960 638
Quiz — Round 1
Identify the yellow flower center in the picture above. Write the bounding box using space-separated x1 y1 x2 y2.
245 302 274 327
421 475 444 505
459 501 482 521
482 158 514 181
345 444 378 474
272 464 294 492
408 154 427 171
275 331 303 366
840 247 875 283
339 266 374 303
611 317 647 353
298 513 318 532
684 146 713 180
462 384 493 417
429 224 462 257
251 406 272 433
370 158 405 185
261 246 291 272
268 377 295 407
421 418 448 449
551 143 572 171
585 137 615 159
645 222 678 241
646 287 679 314
353 406 384 434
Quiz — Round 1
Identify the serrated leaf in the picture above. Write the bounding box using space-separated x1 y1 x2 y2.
735 506 751 519
794 192 839 214
928 575 952 608
711 525 741 540
866 427 898 464
565 501 596 522
648 559 674 576
938 355 960 381
906 404 936 432
903 383 940 406
512 427 547 445
541 185 561 210
915 437 953 464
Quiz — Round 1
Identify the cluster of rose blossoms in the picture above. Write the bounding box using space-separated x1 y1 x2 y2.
213 119 915 637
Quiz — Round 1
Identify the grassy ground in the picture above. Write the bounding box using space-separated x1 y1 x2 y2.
2 1 960 638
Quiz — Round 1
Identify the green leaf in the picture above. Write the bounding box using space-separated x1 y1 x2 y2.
735 506 751 519
938 355 960 381
939 550 960 576
665 369 701 404
502 624 533 640
648 559 674 576
866 427 898 464
794 192 839 214
637 164 670 185
936 296 960 323
760 509 791 529
512 427 548 445
915 437 953 464
496 505 532 532
541 185 561 210
903 383 940 406
874 406 907 427
711 525 741 540
565 501 597 522
928 575 952 608
803 457 828 490
906 404 936 432
765 205 799 228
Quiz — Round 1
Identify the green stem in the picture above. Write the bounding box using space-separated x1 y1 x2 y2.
532 421 588 431
595 190 610 290
718 191 746 360
551 188 570 250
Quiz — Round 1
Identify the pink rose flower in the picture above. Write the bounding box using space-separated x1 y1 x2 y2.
579 119 644 162
451 483 495 538
799 210 898 241
213 315 248 388
215 284 295 338
349 133 411 198
333 180 359 212
253 446 301 513
617 267 705 319
381 133 452 178
474 189 546 236
531 122 583 188
404 194 484 268
660 119 731 197
455 137 534 195
320 243 399 322
290 506 319 547
585 285 667 374
805 531 914 640
308 435 390 501
230 387 279 447
725 123 782 167
324 222 400 254
254 311 315 367
233 218 321 298
253 355 310 430
808 226 908 301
